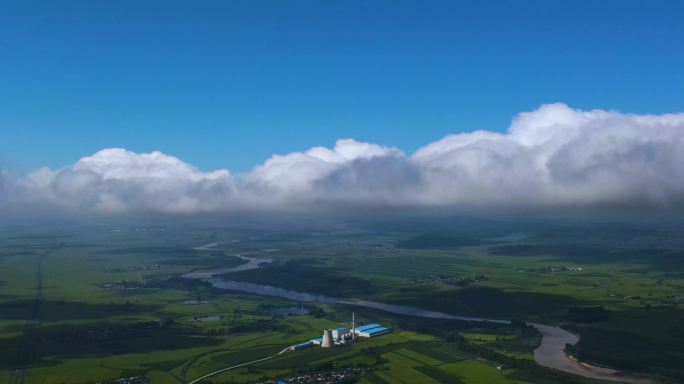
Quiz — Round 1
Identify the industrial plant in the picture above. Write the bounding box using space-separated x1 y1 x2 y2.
289 313 390 351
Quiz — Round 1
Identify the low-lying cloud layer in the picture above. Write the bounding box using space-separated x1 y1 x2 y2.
4 103 684 214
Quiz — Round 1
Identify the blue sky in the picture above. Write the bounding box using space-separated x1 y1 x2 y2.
1 0 683 173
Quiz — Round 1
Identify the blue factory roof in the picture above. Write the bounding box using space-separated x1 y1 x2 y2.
294 341 313 347
355 324 382 332
365 326 389 334
334 327 348 332
311 337 322 342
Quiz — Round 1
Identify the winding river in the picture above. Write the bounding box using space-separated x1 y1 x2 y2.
183 244 655 384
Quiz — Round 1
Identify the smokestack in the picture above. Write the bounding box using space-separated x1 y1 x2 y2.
321 329 334 348
352 312 355 341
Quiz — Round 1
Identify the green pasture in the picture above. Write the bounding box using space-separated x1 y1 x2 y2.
0 218 682 383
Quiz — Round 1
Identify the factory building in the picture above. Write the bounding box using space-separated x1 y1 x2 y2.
354 324 390 338
332 327 351 340
289 341 314 351
354 324 381 333
313 327 354 347
304 314 390 350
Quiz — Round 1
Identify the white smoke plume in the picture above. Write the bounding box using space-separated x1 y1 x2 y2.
3 103 684 214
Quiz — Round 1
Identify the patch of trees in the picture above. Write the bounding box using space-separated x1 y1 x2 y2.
455 339 594 384
396 232 480 249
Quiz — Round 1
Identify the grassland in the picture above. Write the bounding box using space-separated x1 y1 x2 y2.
0 214 682 383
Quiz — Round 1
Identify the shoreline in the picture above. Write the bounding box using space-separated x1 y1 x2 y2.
183 243 656 384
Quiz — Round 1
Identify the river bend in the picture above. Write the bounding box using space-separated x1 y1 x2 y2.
183 245 654 384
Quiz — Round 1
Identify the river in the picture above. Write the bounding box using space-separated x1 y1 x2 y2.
183 244 655 384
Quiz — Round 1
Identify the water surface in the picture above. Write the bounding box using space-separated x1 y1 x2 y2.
183 244 654 384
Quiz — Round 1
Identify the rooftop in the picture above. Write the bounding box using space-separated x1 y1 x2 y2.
355 324 382 332
365 326 389 334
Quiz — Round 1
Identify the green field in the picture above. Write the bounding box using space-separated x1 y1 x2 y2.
1 215 682 383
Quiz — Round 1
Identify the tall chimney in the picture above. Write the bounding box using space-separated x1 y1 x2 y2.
352 312 356 341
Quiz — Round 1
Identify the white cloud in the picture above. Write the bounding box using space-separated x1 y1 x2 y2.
18 148 235 213
4 103 684 214
247 139 403 193
412 103 684 207
74 148 229 181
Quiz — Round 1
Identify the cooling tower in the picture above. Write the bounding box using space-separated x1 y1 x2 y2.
321 329 334 348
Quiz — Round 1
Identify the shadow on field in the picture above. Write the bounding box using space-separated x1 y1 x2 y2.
572 308 684 382
385 286 582 320
0 321 223 370
0 300 165 322
99 245 245 268
100 246 197 255
226 259 378 297
490 244 684 271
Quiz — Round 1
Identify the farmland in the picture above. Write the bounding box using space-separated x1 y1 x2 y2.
0 213 682 383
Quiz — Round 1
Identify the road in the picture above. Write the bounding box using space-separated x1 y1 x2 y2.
186 347 290 384
14 248 50 384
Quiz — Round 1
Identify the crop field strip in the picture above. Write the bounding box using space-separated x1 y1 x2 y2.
0 221 681 383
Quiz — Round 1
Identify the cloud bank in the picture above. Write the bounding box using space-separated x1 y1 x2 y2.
4 103 684 214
